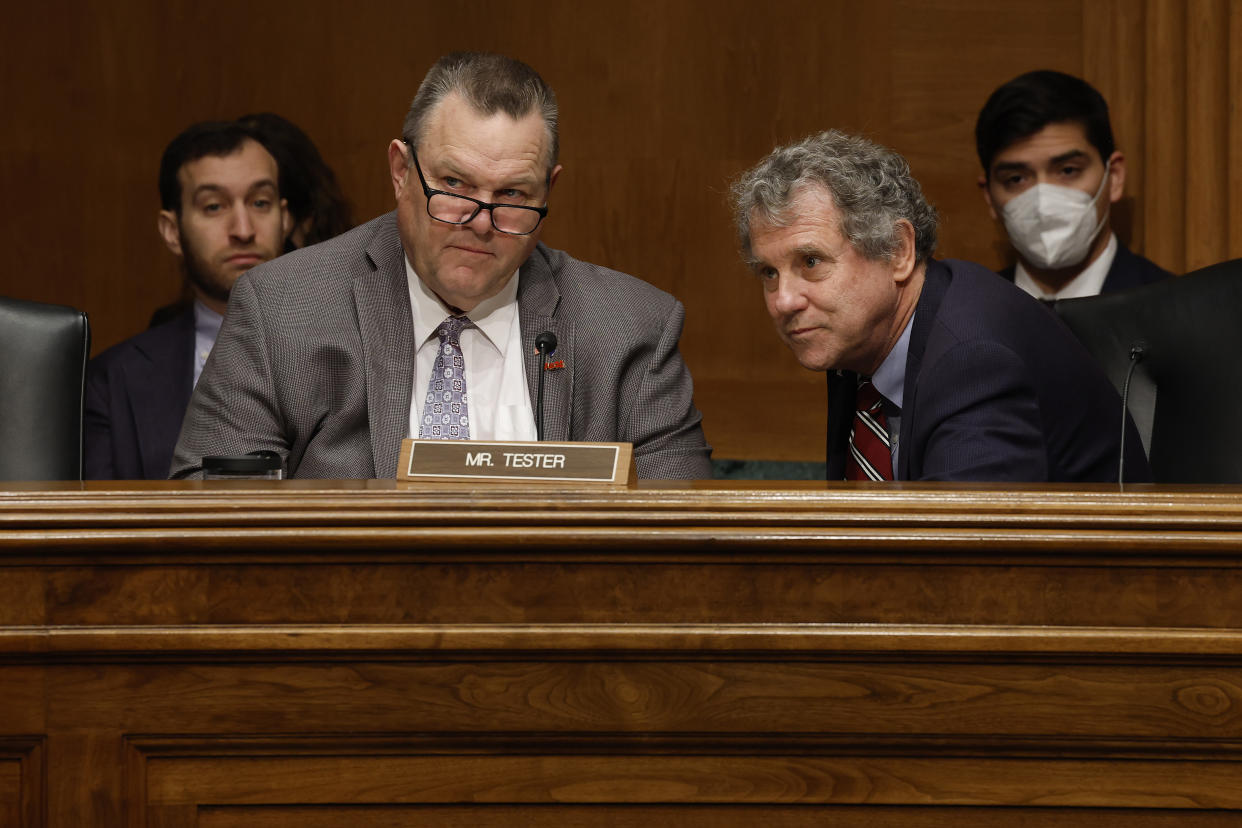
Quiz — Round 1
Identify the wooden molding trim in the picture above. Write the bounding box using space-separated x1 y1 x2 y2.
0 738 44 828
5 623 1242 660
3 484 1242 563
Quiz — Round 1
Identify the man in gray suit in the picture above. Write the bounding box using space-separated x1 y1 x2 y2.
171 52 711 479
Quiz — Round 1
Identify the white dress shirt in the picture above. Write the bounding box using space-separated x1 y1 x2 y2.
192 300 224 389
405 258 537 441
1015 232 1117 300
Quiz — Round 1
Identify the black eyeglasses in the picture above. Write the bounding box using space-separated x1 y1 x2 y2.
405 141 548 236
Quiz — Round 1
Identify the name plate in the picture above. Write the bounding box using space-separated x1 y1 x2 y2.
397 439 635 485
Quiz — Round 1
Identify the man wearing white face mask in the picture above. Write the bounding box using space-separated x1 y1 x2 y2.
976 70 1173 301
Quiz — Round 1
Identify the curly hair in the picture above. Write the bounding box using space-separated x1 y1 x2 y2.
731 129 938 265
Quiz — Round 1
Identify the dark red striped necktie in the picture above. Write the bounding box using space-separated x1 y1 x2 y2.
845 378 893 481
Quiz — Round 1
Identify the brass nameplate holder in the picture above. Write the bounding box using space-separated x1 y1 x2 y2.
397 439 635 485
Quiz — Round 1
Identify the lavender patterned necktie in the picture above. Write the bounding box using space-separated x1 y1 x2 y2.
419 315 471 440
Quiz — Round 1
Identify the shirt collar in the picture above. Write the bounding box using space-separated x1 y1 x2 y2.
193 299 224 342
1015 232 1117 300
405 257 520 353
870 311 913 410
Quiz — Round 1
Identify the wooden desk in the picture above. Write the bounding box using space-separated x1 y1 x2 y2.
4 481 1242 826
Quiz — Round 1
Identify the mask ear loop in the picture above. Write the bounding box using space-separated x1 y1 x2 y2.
1084 162 1113 243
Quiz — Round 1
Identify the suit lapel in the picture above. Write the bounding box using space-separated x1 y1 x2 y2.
825 370 855 480
517 244 573 441
899 259 951 480
1102 242 1132 292
356 215 415 478
130 311 195 479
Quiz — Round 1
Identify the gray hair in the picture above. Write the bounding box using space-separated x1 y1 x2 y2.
402 52 559 171
731 130 938 265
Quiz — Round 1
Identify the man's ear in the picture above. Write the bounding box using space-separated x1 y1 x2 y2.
979 174 999 221
546 163 563 195
1106 150 1126 204
388 139 411 201
157 210 183 258
891 219 918 284
280 198 293 239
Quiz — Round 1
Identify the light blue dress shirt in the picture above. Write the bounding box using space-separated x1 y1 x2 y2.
868 312 914 472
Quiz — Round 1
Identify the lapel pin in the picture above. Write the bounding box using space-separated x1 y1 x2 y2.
544 359 565 371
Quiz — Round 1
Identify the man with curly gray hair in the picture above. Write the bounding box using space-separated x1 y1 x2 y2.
732 130 1148 483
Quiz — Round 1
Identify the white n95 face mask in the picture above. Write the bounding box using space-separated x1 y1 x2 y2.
1000 168 1111 270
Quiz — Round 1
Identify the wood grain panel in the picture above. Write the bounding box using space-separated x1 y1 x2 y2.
34 660 1242 738
1185 0 1229 270
1082 0 1148 250
195 805 1242 828
0 760 20 828
0 670 45 733
889 0 1083 272
0 568 43 626
1143 0 1188 273
693 379 826 462
0 739 45 828
139 753 1242 808
3 483 1242 630
5 481 1242 823
47 733 121 828
22 561 1242 627
1232 5 1242 258
45 566 211 625
146 806 196 828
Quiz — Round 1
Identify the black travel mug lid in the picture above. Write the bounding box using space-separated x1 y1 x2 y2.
202 450 282 474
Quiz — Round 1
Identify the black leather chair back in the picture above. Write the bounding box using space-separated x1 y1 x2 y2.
1056 260 1242 483
0 297 91 480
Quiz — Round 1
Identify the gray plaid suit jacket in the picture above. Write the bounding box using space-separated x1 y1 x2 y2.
170 212 712 479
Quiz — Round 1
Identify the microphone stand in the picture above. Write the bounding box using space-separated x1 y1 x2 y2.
534 331 558 441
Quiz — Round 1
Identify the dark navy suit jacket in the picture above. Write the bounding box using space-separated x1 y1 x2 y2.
84 309 195 479
826 259 1151 482
997 239 1173 292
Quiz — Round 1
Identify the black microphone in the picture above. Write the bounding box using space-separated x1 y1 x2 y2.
1118 341 1147 485
534 331 558 441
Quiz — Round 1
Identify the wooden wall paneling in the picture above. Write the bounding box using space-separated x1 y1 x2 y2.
0 667 45 737
135 751 1242 810
1144 0 1189 273
0 739 44 828
192 806 1242 828
4 0 1151 463
25 559 1242 628
125 734 149 828
0 567 44 626
0 761 17 828
1230 5 1242 259
17 640 1242 824
21 629 1242 739
887 0 1085 272
29 657 1242 742
691 380 828 462
1083 0 1149 252
1185 0 1230 271
0 672 47 827
5 482 1242 822
46 732 123 828
541 0 856 461
7 4 1242 458
8 482 1242 629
